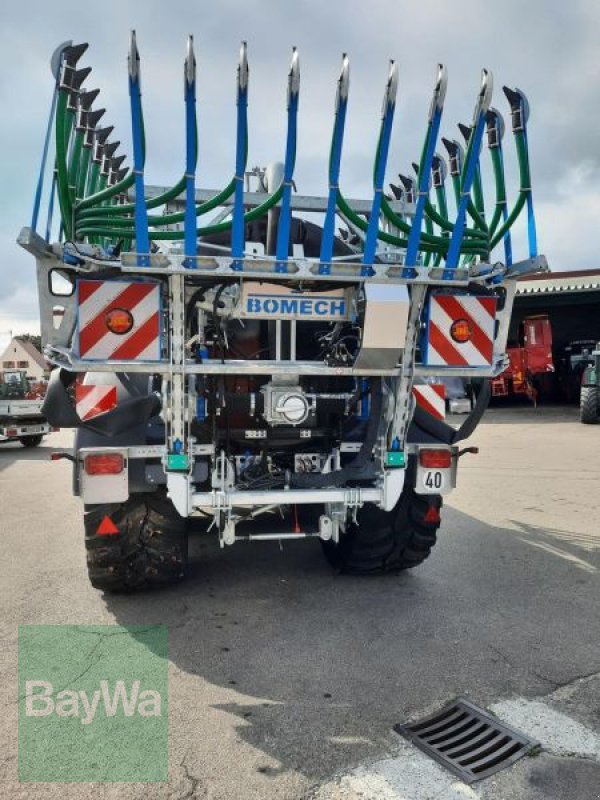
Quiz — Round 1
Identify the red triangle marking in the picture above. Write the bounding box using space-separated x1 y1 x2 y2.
424 505 441 524
96 515 119 536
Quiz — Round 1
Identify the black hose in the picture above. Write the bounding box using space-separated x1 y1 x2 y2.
289 378 383 488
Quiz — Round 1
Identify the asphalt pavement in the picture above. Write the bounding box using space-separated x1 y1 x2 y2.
1 406 599 799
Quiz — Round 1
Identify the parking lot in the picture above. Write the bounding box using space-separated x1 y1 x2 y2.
1 406 599 799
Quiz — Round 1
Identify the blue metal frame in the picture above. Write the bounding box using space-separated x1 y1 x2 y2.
275 50 300 273
403 106 443 278
128 34 150 267
183 38 198 268
362 62 398 276
443 114 487 278
319 56 349 276
231 43 248 271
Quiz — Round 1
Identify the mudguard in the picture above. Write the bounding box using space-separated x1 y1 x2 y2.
43 368 161 436
581 365 597 389
410 379 491 445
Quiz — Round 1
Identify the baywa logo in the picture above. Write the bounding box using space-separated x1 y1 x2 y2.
18 625 168 782
25 679 162 725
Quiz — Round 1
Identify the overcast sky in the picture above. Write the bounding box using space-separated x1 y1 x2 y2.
1 0 599 335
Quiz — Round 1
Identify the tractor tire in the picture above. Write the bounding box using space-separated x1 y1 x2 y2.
580 386 599 424
84 493 188 592
322 487 442 574
19 435 43 447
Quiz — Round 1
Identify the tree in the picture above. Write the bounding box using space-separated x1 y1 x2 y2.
16 334 42 352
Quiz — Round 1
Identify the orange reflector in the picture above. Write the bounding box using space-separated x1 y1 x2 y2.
105 307 133 335
96 515 119 536
419 449 452 469
450 318 472 344
84 453 125 475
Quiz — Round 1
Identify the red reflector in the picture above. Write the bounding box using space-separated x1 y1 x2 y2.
450 318 472 344
50 452 63 461
105 307 133 335
424 505 441 524
419 449 452 469
97 515 119 536
84 453 125 475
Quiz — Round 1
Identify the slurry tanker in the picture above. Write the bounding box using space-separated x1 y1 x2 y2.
18 34 547 590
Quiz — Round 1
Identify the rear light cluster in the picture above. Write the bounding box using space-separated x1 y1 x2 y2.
419 449 452 469
84 453 125 475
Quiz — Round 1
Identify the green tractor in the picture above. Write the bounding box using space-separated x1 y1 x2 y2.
580 343 600 423
0 370 29 400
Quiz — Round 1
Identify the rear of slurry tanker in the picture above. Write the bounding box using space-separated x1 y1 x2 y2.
18 34 547 590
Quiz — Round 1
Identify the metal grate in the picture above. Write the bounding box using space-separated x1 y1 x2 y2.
394 699 537 784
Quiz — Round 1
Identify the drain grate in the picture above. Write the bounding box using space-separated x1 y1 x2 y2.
394 698 537 784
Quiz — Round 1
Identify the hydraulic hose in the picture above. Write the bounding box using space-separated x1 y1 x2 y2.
76 145 91 199
86 161 100 197
339 192 486 255
488 146 507 237
290 378 383 488
490 131 529 249
55 90 74 239
67 130 84 202
75 182 284 241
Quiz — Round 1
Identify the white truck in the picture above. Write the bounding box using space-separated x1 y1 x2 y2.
0 371 51 447
19 36 546 591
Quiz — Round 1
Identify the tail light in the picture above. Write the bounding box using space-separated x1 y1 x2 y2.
84 453 125 475
450 318 472 344
6 428 18 438
105 308 133 335
419 448 452 469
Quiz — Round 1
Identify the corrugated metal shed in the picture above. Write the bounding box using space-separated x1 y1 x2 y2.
517 269 600 296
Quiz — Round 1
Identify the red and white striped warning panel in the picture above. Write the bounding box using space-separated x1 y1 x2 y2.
424 293 497 367
413 384 446 420
77 279 161 361
75 384 117 421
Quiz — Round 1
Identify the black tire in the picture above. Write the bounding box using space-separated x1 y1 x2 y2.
84 493 188 592
580 386 599 424
19 435 43 447
322 487 442 574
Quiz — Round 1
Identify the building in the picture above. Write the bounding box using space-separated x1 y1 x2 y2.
0 337 48 381
513 268 600 400
514 269 600 345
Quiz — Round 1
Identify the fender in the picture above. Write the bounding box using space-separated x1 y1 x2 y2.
43 368 161 436
581 365 597 389
411 379 491 446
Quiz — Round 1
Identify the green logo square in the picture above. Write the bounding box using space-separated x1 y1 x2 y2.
18 625 168 782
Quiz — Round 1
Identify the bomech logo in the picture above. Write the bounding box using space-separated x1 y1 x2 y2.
246 294 346 317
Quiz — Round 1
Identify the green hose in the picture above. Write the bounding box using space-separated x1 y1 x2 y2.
423 212 434 266
67 130 84 202
336 191 484 255
77 175 186 218
76 183 284 242
432 182 450 266
472 166 487 227
490 132 529 249
76 146 91 199
55 91 74 239
378 119 487 245
75 177 237 233
86 162 100 198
